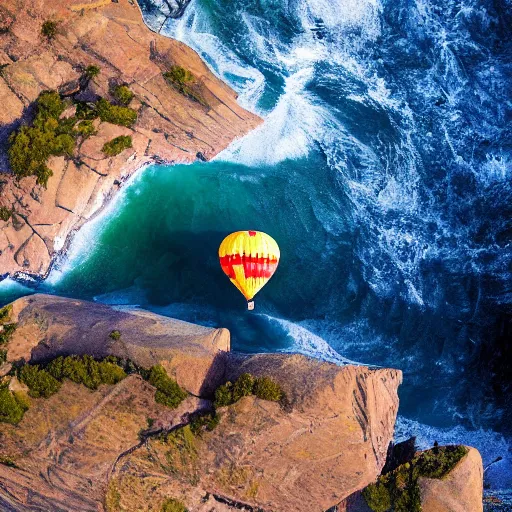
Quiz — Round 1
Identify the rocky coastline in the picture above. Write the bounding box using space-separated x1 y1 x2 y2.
0 2 488 510
0 294 484 511
0 0 261 281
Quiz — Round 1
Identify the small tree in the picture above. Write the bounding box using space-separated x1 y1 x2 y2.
109 330 121 340
112 85 134 105
84 65 100 79
41 20 58 40
102 136 133 157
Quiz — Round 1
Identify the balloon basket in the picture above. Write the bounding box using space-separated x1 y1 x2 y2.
247 301 255 311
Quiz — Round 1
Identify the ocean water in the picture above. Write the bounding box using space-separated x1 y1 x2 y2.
2 0 512 494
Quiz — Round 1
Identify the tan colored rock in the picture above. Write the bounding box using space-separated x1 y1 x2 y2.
0 0 261 278
419 447 483 512
0 295 403 512
4 294 230 396
113 355 402 512
0 375 210 512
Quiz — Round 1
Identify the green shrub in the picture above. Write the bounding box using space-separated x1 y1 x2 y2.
164 66 194 86
214 382 234 408
0 323 17 345
0 304 12 324
213 373 284 407
0 207 12 222
20 364 61 398
253 376 283 402
0 350 7 365
163 66 206 106
96 98 137 127
148 365 187 409
232 373 255 402
415 444 468 479
189 412 220 436
75 120 97 138
8 91 76 187
109 330 121 341
161 498 188 512
102 135 133 157
41 20 58 40
55 115 78 137
112 85 134 105
46 355 126 390
84 65 100 79
36 91 65 119
75 101 98 120
0 385 29 424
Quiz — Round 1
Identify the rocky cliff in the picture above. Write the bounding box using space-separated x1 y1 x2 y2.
0 294 403 511
0 0 261 278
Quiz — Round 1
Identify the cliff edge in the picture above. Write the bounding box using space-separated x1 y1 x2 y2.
0 0 261 278
1 294 402 511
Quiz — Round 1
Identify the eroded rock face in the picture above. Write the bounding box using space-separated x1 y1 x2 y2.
4 294 230 395
0 0 261 278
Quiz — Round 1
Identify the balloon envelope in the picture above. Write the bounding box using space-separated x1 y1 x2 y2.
219 231 280 302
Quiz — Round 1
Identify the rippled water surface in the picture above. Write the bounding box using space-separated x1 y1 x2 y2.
2 0 512 491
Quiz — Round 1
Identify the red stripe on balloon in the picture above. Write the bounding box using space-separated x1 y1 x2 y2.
219 254 278 280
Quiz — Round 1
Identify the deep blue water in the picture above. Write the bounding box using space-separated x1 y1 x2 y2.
2 0 512 491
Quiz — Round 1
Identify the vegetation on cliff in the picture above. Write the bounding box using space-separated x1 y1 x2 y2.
41 20 58 40
102 135 133 157
363 444 469 512
112 85 134 106
0 206 12 222
0 304 16 346
214 372 284 407
7 87 137 187
163 66 207 106
0 384 29 425
161 498 188 512
148 364 188 409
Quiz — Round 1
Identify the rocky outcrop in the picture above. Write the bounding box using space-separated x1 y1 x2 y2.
4 294 230 395
0 294 402 511
339 446 484 512
419 447 483 512
0 0 261 278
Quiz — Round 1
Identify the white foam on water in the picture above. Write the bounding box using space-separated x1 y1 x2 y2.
217 68 336 165
46 165 152 286
258 313 361 365
0 277 34 298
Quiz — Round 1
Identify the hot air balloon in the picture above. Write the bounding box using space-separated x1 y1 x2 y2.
219 231 280 310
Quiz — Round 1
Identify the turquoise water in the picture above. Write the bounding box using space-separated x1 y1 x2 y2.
2 0 512 490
